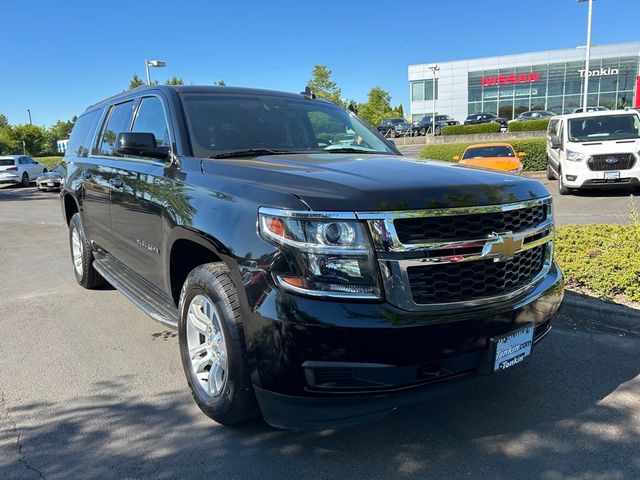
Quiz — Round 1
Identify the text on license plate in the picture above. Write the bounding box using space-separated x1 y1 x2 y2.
604 171 620 180
493 325 534 372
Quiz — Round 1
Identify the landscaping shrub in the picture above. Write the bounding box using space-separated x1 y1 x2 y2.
419 138 546 171
441 123 501 136
555 201 640 302
34 156 63 169
508 119 550 132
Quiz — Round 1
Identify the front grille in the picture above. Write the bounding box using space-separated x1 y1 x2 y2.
395 204 547 244
407 245 546 304
588 154 636 171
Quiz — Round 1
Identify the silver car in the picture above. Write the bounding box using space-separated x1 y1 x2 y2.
0 155 47 187
36 164 64 191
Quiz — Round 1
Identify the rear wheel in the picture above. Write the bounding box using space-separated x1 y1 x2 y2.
178 263 259 425
434 126 441 136
546 159 556 180
21 173 29 187
69 213 106 289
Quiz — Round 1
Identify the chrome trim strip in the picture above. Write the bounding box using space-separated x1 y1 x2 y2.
355 197 552 220
258 207 357 220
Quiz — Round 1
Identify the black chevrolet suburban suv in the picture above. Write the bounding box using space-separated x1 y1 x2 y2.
61 85 564 430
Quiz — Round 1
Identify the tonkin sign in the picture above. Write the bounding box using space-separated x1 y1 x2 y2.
578 67 619 77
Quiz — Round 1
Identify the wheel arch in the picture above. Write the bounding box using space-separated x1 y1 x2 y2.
62 192 81 226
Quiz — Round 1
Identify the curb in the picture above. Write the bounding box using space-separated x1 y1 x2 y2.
558 291 640 335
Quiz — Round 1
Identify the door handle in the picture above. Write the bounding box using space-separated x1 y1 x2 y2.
83 170 92 179
110 178 124 189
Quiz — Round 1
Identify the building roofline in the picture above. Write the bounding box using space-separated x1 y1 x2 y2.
408 41 640 69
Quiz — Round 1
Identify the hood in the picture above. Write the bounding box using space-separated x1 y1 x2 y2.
201 153 548 211
459 157 523 172
36 171 62 180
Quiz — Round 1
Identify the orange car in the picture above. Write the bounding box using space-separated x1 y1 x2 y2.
453 142 524 173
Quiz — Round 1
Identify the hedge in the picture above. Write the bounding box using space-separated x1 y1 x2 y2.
508 119 550 132
555 213 640 302
34 156 63 170
441 123 501 136
419 138 546 171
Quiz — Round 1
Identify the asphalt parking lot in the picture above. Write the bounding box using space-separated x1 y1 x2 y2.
1 185 639 480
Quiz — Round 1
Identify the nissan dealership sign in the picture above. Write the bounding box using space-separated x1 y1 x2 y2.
578 67 619 77
481 72 540 87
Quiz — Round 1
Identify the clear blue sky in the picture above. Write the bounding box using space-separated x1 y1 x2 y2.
2 0 639 127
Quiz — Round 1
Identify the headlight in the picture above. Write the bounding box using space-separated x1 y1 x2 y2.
565 150 587 162
508 166 524 174
259 208 380 299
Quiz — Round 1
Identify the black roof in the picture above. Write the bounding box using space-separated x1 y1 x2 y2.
86 85 329 112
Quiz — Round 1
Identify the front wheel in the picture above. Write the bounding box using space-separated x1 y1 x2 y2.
178 263 259 425
434 126 441 136
558 168 571 195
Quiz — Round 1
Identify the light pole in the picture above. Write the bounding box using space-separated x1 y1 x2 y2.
26 109 32 125
428 64 440 134
578 0 594 110
145 59 166 85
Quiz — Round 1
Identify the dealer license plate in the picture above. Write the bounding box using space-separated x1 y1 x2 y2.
47 182 54 187
604 171 620 180
492 324 534 372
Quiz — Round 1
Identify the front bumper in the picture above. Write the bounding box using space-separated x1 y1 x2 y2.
562 162 640 189
0 176 20 184
248 262 564 430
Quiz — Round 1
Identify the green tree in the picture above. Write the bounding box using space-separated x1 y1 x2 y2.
307 65 342 104
129 74 145 89
0 113 8 129
357 87 395 127
165 76 184 86
213 80 226 86
3 124 50 156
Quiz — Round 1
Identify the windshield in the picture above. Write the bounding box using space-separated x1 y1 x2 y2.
181 93 395 158
462 146 515 159
568 114 640 142
0 159 15 166
436 115 450 121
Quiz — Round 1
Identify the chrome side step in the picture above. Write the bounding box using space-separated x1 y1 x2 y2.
93 255 178 329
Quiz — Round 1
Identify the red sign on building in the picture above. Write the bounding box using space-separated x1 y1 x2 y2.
635 76 640 108
481 72 540 87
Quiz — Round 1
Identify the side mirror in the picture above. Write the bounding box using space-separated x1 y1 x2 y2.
550 135 562 150
517 151 526 157
115 132 169 160
453 155 460 161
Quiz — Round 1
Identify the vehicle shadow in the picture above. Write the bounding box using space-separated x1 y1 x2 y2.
3 323 639 479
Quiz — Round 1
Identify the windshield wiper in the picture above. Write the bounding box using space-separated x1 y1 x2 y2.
209 148 287 159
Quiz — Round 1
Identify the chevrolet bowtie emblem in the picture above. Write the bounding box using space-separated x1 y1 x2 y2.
482 232 523 260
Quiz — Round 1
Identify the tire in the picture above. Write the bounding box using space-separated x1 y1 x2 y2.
419 127 426 136
69 213 106 289
434 126 441 136
178 263 259 425
546 159 556 180
43 168 48 174
21 173 29 187
558 168 571 195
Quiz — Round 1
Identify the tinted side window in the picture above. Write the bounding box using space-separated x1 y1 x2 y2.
132 97 170 147
66 109 101 158
98 101 135 156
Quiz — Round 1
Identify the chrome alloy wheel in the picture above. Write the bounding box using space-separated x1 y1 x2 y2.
71 227 83 277
186 294 228 397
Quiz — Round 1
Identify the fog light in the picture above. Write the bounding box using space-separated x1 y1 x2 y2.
566 175 577 181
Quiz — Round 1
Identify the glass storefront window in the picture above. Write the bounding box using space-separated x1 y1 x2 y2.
514 98 529 117
547 96 563 115
483 100 497 115
563 95 581 114
411 82 425 102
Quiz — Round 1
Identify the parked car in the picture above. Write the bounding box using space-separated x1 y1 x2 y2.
546 110 640 194
0 155 47 187
454 143 524 174
412 114 459 136
464 113 508 130
377 118 411 137
61 85 563 430
513 111 556 122
571 106 609 114
36 164 65 191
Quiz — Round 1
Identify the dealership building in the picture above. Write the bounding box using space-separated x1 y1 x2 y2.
408 42 640 122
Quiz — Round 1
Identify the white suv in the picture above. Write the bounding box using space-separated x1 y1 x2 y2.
0 155 47 187
546 111 640 195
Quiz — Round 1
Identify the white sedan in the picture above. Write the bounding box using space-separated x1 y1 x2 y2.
0 155 47 187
